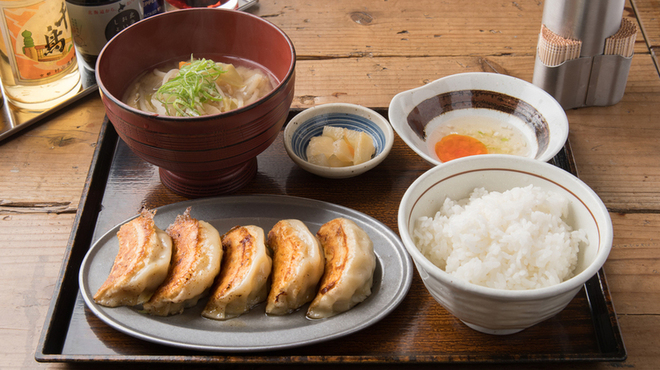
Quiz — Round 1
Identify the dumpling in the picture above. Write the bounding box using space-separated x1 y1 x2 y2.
265 219 324 315
142 207 222 316
94 209 172 307
307 218 376 319
202 225 272 320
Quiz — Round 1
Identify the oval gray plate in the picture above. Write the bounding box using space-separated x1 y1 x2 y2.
79 194 413 352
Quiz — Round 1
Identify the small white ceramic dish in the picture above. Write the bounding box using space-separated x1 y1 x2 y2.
284 103 394 179
388 72 569 165
398 154 613 335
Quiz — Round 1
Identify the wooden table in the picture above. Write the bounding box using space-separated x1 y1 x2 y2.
1 0 658 368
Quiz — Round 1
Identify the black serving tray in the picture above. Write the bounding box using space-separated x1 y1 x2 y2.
36 112 626 365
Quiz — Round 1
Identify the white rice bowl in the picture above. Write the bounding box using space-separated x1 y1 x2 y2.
413 185 587 290
397 154 613 334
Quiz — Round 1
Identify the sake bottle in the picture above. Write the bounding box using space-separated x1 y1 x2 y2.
65 0 143 71
0 0 81 110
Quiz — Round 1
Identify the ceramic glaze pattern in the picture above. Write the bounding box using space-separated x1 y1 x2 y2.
406 89 550 154
388 73 569 166
290 113 388 161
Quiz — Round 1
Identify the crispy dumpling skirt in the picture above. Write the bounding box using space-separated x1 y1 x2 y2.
307 218 376 319
143 208 222 316
266 219 324 315
94 209 172 307
202 225 272 320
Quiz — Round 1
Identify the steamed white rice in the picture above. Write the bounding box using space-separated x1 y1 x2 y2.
413 185 587 290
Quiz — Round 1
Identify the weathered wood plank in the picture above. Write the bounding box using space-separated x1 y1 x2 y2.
0 94 106 206
605 213 660 316
260 0 646 58
633 0 660 48
1 0 659 368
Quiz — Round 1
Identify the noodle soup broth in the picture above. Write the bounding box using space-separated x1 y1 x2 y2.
122 56 278 117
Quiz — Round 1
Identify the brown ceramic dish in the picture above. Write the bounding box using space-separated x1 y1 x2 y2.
388 73 568 166
96 8 296 197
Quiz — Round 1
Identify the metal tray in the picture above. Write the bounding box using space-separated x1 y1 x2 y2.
35 112 626 364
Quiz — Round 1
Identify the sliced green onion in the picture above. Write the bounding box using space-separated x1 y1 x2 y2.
156 56 226 117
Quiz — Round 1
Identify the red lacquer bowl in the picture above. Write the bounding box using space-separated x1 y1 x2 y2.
96 8 296 198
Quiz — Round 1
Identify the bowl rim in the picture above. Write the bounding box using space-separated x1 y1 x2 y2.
95 8 296 122
388 72 569 165
283 103 394 177
169 0 239 9
397 154 613 300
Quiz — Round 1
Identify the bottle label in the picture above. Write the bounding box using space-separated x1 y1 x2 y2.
66 0 142 59
0 1 77 83
142 0 163 18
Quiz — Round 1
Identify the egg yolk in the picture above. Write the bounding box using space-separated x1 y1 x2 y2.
435 134 489 162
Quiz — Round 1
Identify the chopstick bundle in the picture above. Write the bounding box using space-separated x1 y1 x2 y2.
537 24 582 67
604 18 637 58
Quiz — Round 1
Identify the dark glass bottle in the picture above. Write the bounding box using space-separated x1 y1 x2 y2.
65 0 146 70
142 0 165 17
165 0 228 9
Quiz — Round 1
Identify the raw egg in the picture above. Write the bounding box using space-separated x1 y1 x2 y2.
435 134 488 162
426 115 533 162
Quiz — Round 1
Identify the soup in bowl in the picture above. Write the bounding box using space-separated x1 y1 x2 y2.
96 8 296 197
